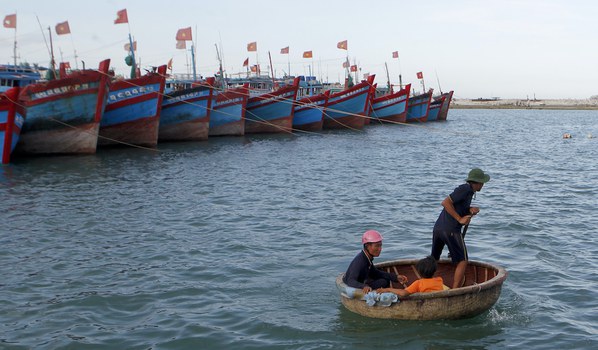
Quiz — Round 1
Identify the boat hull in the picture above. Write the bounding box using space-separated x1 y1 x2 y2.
99 66 166 147
210 86 248 136
406 90 433 123
0 87 23 163
245 80 298 134
293 91 329 132
336 259 507 320
437 90 454 121
16 59 111 155
324 76 374 130
371 84 411 123
427 99 443 121
159 83 213 142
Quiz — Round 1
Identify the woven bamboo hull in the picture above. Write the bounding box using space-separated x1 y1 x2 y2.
336 259 507 320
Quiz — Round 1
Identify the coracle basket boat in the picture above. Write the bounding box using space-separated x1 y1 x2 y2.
336 259 508 320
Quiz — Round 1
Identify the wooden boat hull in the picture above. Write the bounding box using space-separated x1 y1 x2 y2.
0 87 22 163
16 59 111 155
336 259 507 320
427 98 443 121
293 91 329 132
371 84 411 124
210 86 248 136
99 66 166 147
437 90 454 121
324 75 374 130
245 78 299 134
159 83 214 142
406 89 433 123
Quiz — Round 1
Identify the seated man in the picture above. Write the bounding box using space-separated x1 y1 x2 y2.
343 230 407 295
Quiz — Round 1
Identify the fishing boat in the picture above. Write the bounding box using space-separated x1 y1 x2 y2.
426 95 444 122
99 65 167 147
293 90 330 132
209 85 249 136
324 75 375 130
16 59 111 155
0 87 23 164
159 78 215 142
336 259 507 320
370 83 411 124
406 89 434 123
436 90 454 121
244 77 300 134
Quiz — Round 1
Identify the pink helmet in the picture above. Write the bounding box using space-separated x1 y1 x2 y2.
362 230 383 244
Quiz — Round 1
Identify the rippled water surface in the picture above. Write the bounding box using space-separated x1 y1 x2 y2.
1 109 597 349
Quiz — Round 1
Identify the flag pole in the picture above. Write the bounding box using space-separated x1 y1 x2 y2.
268 51 275 87
69 32 79 70
12 13 17 66
385 62 391 93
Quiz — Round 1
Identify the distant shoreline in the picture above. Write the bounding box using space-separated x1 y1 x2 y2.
451 99 598 110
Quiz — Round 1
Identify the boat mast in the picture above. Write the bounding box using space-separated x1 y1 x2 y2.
191 42 197 81
48 27 57 78
268 51 275 88
435 70 443 94
215 43 225 89
384 62 392 93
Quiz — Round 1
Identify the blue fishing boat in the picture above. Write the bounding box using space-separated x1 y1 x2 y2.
406 89 434 123
99 65 167 147
426 98 442 121
245 77 299 134
293 90 330 132
209 85 248 136
324 75 375 130
16 59 111 154
371 83 411 124
0 87 23 164
159 78 215 141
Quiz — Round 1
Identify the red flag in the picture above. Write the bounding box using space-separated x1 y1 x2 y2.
176 27 192 41
243 58 249 67
167 58 173 70
247 41 257 52
176 40 186 49
280 46 289 54
350 65 357 72
417 71 423 79
3 14 16 29
124 41 137 51
114 9 128 24
55 21 70 35
303 51 313 58
392 51 399 59
342 61 349 68
337 40 347 50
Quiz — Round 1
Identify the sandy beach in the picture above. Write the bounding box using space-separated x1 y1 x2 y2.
451 98 598 110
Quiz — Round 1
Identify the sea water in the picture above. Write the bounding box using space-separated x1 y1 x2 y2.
1 109 597 349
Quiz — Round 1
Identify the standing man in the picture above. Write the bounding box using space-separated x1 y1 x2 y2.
431 168 490 289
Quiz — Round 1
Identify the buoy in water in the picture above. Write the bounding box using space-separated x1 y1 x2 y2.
588 133 594 139
563 133 572 139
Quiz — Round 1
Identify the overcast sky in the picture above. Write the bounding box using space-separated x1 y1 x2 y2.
2 0 597 99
